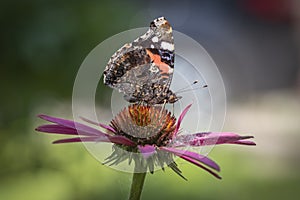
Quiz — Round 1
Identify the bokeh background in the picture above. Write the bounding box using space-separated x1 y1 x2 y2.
1 0 300 199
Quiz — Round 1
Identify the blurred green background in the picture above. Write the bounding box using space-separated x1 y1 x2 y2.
1 0 300 199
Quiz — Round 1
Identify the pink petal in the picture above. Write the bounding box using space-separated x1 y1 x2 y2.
174 103 192 136
177 132 255 146
180 155 222 179
160 147 220 171
80 117 117 133
228 140 256 145
108 135 135 146
138 145 156 159
36 124 87 135
53 136 102 144
38 114 108 137
52 134 135 146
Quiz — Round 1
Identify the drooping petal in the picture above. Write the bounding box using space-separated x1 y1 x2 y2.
176 132 256 146
160 147 220 171
80 117 117 133
138 145 156 159
174 103 192 136
52 135 135 146
38 114 108 137
36 124 88 135
53 136 101 144
180 155 222 179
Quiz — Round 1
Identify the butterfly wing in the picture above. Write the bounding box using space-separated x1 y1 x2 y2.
104 17 175 104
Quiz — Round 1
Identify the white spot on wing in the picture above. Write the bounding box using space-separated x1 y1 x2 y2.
161 41 174 51
152 36 158 43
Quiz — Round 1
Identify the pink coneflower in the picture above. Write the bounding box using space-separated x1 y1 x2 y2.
36 103 255 180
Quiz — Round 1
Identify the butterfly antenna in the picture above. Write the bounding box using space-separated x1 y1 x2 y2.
177 84 208 94
176 80 199 93
175 80 208 94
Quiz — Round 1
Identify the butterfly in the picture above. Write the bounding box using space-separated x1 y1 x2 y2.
103 17 180 105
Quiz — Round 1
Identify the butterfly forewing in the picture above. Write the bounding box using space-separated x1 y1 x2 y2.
103 17 178 104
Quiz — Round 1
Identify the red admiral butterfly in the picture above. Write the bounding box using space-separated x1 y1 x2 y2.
103 17 180 104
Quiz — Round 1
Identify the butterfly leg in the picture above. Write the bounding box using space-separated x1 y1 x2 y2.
172 102 175 116
159 99 167 117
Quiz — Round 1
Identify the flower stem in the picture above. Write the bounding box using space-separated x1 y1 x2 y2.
129 166 147 200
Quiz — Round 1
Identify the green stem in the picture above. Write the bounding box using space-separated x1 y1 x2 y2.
129 166 147 200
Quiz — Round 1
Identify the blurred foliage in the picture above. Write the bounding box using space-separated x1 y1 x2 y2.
1 0 299 199
0 0 139 127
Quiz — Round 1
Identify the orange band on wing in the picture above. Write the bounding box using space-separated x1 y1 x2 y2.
146 49 170 74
